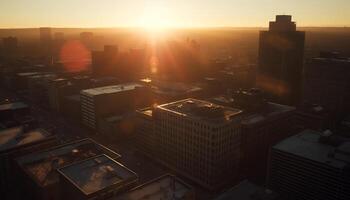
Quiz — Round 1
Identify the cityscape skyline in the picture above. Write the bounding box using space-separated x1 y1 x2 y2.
1 0 350 28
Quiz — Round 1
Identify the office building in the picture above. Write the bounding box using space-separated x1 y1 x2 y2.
268 130 350 200
91 45 119 77
58 154 138 200
112 174 195 200
48 78 69 112
15 139 121 200
215 180 281 200
295 103 333 132
135 107 154 157
80 83 151 130
153 98 243 190
303 52 350 120
257 15 305 105
98 112 136 140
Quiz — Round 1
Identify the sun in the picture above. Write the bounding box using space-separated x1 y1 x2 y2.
138 5 172 32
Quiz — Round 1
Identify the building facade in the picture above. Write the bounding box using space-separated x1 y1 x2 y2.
268 130 350 200
152 98 243 190
257 15 305 106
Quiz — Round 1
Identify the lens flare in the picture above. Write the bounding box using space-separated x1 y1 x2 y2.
60 40 91 72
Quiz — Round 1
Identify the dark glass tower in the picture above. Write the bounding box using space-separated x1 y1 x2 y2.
257 15 305 105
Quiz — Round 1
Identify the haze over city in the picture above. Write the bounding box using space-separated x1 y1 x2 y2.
0 1 350 200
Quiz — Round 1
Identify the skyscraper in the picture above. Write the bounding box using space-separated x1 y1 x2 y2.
257 15 305 106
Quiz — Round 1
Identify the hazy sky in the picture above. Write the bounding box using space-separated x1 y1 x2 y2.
0 0 349 28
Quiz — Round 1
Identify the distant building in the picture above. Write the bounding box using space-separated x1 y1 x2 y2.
215 180 281 200
40 27 52 44
303 52 350 120
152 99 243 190
91 45 119 77
15 139 121 200
48 78 69 112
257 15 305 105
112 174 195 200
58 154 138 200
268 130 350 200
2 37 18 58
80 83 151 130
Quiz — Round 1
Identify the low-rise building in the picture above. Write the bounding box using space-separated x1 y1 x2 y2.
15 139 121 200
113 174 195 200
0 127 57 199
58 154 138 200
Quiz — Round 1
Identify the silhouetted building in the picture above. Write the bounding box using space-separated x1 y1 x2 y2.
0 101 30 121
235 89 296 184
15 139 120 200
303 52 350 120
91 45 119 77
112 174 195 200
80 83 151 130
2 37 18 59
58 154 138 200
98 112 136 140
257 15 305 106
295 103 333 132
80 32 94 49
40 27 52 44
135 107 154 157
215 180 281 200
152 99 243 190
268 130 350 200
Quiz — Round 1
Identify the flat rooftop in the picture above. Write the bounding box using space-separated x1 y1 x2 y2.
241 102 295 125
81 83 143 97
58 154 138 196
113 174 193 200
273 130 350 169
16 139 121 187
0 102 28 111
0 127 52 153
136 107 153 117
158 98 242 123
215 180 279 200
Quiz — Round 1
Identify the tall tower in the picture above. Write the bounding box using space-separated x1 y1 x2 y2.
257 15 305 106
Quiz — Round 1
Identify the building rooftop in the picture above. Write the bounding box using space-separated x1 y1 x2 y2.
16 139 121 187
0 102 28 111
158 98 242 123
215 180 280 200
273 130 350 169
112 174 193 200
136 107 153 117
58 154 138 196
0 127 53 153
81 83 143 97
241 102 295 125
152 81 202 97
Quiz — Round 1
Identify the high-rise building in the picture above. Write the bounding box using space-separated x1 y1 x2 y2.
152 98 243 190
303 52 350 120
80 83 151 130
268 130 350 200
257 15 305 106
